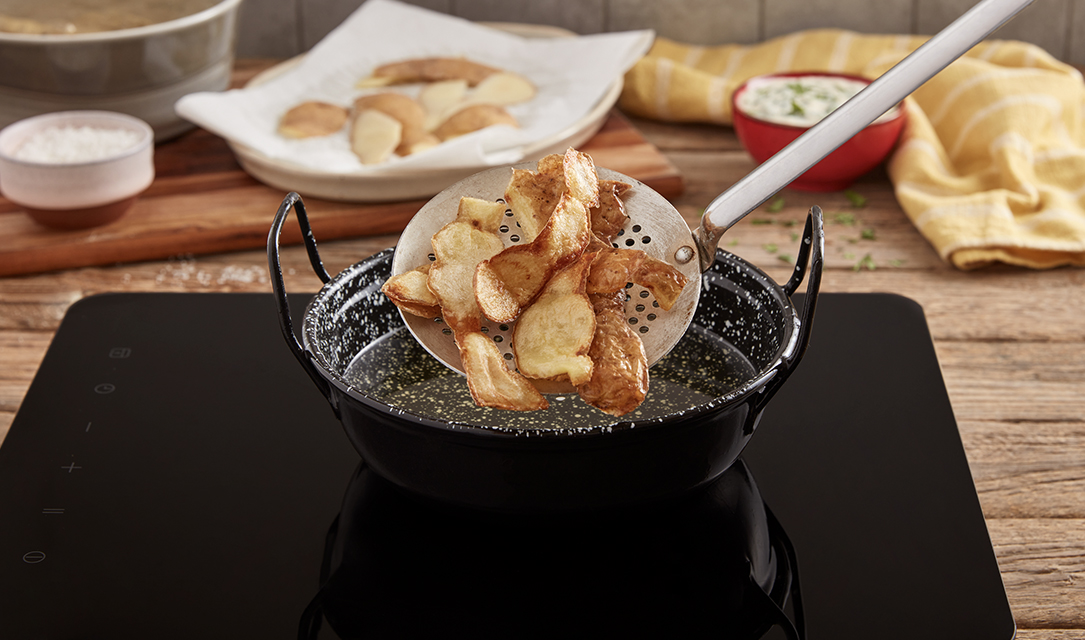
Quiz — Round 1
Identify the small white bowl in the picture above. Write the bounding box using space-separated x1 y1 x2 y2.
0 110 154 229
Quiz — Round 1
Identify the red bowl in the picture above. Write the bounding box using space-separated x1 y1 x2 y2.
731 72 906 192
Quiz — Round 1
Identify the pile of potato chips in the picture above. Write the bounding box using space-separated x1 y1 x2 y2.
382 149 688 416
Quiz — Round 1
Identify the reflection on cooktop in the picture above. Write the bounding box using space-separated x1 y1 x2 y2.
301 460 803 640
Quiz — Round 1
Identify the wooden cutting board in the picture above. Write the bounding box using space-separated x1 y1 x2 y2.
0 111 683 277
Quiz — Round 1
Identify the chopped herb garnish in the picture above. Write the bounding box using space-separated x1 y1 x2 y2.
767 197 785 213
751 219 774 225
790 232 799 242
889 259 905 267
853 253 877 271
763 243 778 253
729 239 740 247
786 82 807 94
833 212 857 226
843 252 856 260
782 219 798 228
777 254 794 264
844 189 868 208
789 100 804 116
861 228 877 240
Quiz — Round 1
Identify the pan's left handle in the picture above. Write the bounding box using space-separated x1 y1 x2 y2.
267 192 338 412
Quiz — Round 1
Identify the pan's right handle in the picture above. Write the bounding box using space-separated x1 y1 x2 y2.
267 192 337 411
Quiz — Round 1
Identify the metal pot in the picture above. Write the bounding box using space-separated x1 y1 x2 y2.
268 191 823 512
0 0 241 141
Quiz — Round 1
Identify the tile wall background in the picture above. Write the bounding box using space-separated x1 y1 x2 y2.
234 0 1083 65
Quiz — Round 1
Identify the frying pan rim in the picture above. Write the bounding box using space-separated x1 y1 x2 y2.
301 247 801 440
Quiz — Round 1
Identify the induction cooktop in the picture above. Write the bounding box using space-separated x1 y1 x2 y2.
0 292 1014 639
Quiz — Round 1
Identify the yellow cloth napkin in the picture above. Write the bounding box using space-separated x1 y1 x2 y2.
620 30 1085 269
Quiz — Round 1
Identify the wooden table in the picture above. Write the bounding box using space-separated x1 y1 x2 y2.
1 61 1082 637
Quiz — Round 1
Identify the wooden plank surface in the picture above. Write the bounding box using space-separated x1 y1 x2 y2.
0 110 683 278
1 62 1083 638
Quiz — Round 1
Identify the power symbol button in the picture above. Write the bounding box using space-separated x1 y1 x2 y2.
94 383 116 394
22 551 46 564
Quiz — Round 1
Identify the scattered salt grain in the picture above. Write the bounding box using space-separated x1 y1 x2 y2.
14 125 141 164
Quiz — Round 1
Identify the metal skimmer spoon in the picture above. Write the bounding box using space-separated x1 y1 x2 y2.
391 0 1034 375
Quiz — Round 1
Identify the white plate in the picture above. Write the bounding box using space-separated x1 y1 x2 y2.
228 23 623 202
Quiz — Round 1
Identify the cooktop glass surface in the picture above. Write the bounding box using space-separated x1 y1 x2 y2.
0 292 1013 639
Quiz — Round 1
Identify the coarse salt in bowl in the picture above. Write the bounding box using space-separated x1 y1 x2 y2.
0 110 154 229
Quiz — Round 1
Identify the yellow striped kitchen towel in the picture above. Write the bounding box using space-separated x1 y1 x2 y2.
620 30 1085 270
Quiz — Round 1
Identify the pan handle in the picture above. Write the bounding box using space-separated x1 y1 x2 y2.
754 205 824 413
267 192 338 411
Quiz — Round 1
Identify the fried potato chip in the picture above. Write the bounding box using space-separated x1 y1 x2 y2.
350 109 402 165
577 291 649 416
591 180 632 242
434 104 518 141
562 148 600 209
364 57 500 87
278 101 349 138
427 197 508 336
459 331 549 411
503 163 563 243
475 192 591 323
513 252 597 385
352 93 430 157
381 264 440 318
586 247 689 311
634 254 690 311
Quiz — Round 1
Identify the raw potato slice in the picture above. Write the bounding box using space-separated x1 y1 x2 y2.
475 193 592 323
513 252 597 385
350 109 402 165
434 104 518 141
352 93 429 157
467 71 536 107
278 101 349 138
427 197 508 336
419 79 469 130
382 264 440 318
365 57 500 87
577 291 649 416
459 331 548 411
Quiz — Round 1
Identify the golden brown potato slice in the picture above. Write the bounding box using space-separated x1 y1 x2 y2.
278 101 349 138
577 291 649 416
562 148 600 209
586 247 689 311
427 197 508 336
350 109 402 165
586 247 646 294
513 252 597 385
503 164 563 243
382 264 440 318
352 93 430 157
475 193 592 323
502 151 608 245
591 180 632 242
434 104 518 141
459 331 548 411
364 57 501 87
